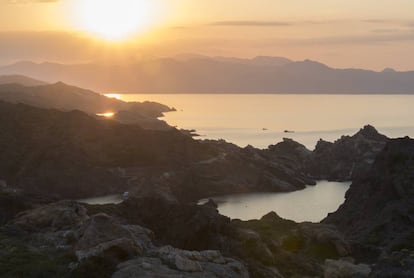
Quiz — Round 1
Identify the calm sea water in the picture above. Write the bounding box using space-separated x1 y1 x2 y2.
118 94 414 149
78 194 123 205
198 181 351 222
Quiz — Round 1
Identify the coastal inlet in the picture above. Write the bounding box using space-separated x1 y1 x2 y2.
199 181 351 222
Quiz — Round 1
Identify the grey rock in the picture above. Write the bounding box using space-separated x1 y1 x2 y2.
75 238 143 262
0 179 7 188
112 255 249 278
75 213 153 261
174 254 203 272
13 200 89 232
299 223 352 257
324 259 371 278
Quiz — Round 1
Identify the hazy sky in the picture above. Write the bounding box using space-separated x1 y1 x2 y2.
1 0 414 70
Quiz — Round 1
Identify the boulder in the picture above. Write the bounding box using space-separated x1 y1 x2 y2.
0 179 7 188
324 259 371 278
75 213 153 262
299 223 352 257
370 250 414 277
114 197 232 251
113 246 249 278
13 200 88 232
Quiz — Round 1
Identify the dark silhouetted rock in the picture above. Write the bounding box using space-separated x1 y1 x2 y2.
323 258 371 277
307 125 389 181
324 138 414 262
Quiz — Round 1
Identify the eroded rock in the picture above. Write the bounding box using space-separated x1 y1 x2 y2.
324 258 371 278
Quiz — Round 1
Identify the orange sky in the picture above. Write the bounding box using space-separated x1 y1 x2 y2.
1 0 414 70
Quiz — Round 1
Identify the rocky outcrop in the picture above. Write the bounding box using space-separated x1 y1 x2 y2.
112 246 249 278
13 200 89 232
230 212 355 277
95 197 233 251
369 250 414 277
324 138 414 247
307 125 388 181
7 200 249 278
0 190 41 225
0 101 216 199
323 258 371 278
323 138 414 276
74 213 154 262
165 140 316 202
262 138 315 187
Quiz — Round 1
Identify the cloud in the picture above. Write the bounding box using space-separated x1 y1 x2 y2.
207 20 342 27
371 29 401 33
362 19 391 24
362 19 414 28
209 20 292 27
293 33 414 45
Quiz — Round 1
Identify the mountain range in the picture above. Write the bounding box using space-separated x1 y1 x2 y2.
1 56 414 93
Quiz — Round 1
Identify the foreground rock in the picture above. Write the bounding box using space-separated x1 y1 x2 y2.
91 196 232 251
324 258 371 278
324 138 414 275
2 196 366 277
324 138 414 245
231 212 354 277
113 246 249 278
3 200 248 278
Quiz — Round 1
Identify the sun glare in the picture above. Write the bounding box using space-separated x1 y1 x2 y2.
104 94 122 100
75 0 157 41
96 112 115 118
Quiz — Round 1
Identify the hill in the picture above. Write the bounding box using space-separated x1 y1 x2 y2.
0 74 47 86
0 82 173 130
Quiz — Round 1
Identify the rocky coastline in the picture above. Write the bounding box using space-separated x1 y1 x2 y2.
0 85 413 276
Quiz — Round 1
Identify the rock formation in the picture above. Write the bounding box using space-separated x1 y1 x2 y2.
324 138 414 275
306 125 388 181
3 200 248 278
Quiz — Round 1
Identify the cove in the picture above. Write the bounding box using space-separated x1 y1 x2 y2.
199 181 351 222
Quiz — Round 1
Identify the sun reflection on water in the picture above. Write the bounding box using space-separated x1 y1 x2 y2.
96 112 115 118
104 94 122 100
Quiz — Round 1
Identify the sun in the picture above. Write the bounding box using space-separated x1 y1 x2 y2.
74 0 157 41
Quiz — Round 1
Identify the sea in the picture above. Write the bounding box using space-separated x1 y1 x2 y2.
99 94 414 222
117 94 414 150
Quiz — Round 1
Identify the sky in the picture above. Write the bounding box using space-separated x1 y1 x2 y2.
1 0 414 70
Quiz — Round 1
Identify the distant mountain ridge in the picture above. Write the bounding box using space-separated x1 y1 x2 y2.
0 74 47 87
1 56 414 93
